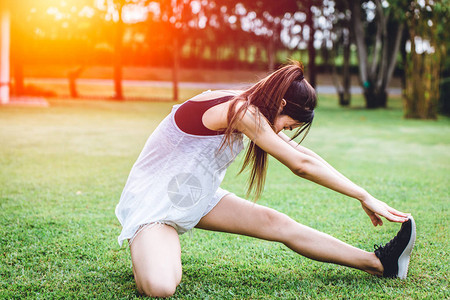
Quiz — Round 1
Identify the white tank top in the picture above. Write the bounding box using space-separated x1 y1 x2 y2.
115 100 244 246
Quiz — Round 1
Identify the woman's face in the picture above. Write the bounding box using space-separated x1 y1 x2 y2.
273 115 303 133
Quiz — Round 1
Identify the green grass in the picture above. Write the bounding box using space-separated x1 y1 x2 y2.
1 94 449 299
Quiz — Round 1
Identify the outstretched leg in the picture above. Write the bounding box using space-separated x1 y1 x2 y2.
130 223 182 297
196 194 383 276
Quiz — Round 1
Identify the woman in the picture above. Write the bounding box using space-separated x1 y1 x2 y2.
115 61 415 298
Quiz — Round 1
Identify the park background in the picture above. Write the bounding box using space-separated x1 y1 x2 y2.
0 0 449 299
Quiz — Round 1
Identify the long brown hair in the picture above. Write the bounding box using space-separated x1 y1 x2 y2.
221 61 317 200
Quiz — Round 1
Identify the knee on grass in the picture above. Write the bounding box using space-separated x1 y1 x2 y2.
137 277 179 298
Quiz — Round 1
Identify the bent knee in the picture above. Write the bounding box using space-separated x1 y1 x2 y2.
137 278 179 298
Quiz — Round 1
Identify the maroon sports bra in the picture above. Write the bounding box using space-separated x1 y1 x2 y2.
174 95 234 136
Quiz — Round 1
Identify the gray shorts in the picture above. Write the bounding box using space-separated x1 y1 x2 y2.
128 187 233 246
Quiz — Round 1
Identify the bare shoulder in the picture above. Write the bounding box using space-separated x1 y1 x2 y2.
189 89 243 102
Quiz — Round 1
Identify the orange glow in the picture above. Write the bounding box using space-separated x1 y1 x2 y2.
8 0 175 69
7 0 276 75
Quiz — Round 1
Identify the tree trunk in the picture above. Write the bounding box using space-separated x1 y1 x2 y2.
400 26 408 103
172 33 180 101
330 4 351 107
211 37 219 70
232 42 240 70
10 6 23 96
306 2 316 88
267 37 275 72
68 66 84 98
383 22 404 91
267 21 281 72
351 1 385 108
0 7 10 104
12 60 23 96
351 2 368 87
113 1 124 100
351 1 403 109
364 88 387 108
341 21 351 106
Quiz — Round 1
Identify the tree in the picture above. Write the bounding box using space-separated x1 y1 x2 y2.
9 0 97 97
159 0 191 101
333 1 352 106
322 0 352 106
350 0 404 108
96 0 135 100
239 0 298 71
0 1 11 103
276 0 324 88
9 2 29 96
113 0 125 100
96 0 127 100
403 0 449 119
302 0 323 88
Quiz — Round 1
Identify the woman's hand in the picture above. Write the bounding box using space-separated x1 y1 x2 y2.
360 195 410 226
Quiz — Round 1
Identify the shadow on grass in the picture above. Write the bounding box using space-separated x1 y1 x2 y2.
172 259 382 298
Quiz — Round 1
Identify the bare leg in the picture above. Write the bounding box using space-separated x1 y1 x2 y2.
130 224 182 297
196 194 383 276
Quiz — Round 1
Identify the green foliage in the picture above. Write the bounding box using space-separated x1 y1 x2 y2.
403 0 449 119
1 96 449 298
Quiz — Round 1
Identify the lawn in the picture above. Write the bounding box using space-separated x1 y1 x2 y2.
0 93 449 299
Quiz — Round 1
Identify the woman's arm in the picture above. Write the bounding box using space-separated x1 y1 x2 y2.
236 110 409 226
278 132 353 184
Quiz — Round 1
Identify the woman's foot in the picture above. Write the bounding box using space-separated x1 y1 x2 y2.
374 216 416 279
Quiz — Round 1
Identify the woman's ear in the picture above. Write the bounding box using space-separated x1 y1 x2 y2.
278 99 287 114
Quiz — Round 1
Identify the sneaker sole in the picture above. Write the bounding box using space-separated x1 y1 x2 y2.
397 216 416 279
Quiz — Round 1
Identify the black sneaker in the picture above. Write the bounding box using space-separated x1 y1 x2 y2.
374 216 416 279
